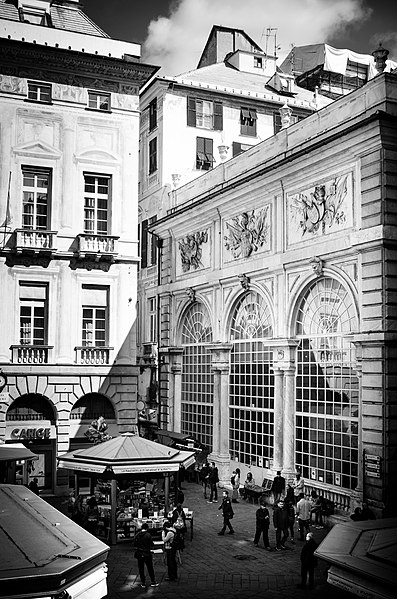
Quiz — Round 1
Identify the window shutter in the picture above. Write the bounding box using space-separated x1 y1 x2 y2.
213 102 223 130
150 215 157 265
204 138 214 162
141 219 148 268
187 97 197 127
273 112 282 134
232 142 242 157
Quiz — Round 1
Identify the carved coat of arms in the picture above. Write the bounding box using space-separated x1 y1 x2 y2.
224 207 270 259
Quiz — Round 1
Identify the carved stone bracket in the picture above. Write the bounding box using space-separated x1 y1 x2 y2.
238 273 250 290
186 287 196 303
309 256 323 277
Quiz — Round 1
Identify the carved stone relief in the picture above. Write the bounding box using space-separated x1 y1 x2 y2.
288 173 352 245
52 83 85 103
178 230 208 273
0 75 26 94
224 206 270 259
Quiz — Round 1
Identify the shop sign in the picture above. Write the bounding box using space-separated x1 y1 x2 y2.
11 427 51 440
365 454 381 478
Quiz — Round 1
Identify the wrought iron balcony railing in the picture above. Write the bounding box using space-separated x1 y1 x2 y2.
74 346 113 365
11 345 53 364
15 229 58 253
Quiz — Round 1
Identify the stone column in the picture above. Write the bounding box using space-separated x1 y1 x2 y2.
57 261 74 363
167 347 184 433
283 368 296 477
208 343 232 484
273 367 284 471
61 121 74 231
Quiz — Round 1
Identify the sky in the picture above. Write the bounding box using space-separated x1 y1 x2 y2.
83 0 395 76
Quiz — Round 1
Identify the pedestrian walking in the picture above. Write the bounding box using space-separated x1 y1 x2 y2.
134 523 159 589
297 532 318 589
217 490 234 535
84 496 99 535
273 499 289 550
231 467 240 503
271 470 286 505
296 492 311 540
207 461 219 503
253 501 271 550
162 521 178 581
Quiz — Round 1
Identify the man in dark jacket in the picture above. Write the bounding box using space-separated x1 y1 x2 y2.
207 461 219 503
273 499 289 550
271 470 286 505
298 532 318 589
254 502 271 550
134 523 159 589
217 490 234 535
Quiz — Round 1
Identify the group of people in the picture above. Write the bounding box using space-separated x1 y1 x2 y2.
134 501 187 588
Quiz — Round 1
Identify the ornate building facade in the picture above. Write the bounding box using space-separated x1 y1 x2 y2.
0 0 157 494
149 71 397 518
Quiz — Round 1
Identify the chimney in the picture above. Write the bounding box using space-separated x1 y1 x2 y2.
372 43 389 74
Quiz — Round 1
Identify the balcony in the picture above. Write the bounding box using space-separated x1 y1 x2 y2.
14 229 57 254
75 346 114 365
77 234 119 261
11 345 53 364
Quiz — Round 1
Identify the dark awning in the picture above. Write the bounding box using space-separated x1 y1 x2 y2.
0 443 39 462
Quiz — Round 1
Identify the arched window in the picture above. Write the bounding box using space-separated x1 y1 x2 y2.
181 302 213 450
229 291 274 466
7 394 55 422
70 393 115 421
295 277 359 490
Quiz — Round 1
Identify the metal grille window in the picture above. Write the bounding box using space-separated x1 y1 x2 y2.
229 292 274 466
22 167 50 230
181 302 213 450
27 82 51 103
82 287 108 347
295 277 359 490
88 91 110 111
19 284 47 345
240 108 257 136
84 174 110 235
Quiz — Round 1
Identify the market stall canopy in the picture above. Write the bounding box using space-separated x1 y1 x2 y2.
0 442 39 462
57 432 196 475
315 517 397 599
0 484 109 599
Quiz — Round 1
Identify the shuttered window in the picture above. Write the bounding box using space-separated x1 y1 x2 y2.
240 108 257 136
187 97 223 130
196 137 214 170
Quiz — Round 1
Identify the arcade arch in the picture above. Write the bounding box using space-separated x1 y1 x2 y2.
179 301 214 450
293 276 359 490
228 290 274 467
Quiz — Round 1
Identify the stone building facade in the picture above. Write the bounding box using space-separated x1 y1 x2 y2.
149 72 397 517
0 0 157 494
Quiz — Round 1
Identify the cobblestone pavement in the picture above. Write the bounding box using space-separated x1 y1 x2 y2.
93 481 357 599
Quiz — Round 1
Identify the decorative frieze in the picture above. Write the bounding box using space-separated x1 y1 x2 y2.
224 206 270 259
288 173 352 244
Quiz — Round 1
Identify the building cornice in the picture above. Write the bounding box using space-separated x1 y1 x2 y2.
0 38 159 94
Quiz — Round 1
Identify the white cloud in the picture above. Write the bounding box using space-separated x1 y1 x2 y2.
142 0 371 76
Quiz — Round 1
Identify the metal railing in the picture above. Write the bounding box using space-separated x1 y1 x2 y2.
74 346 113 365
